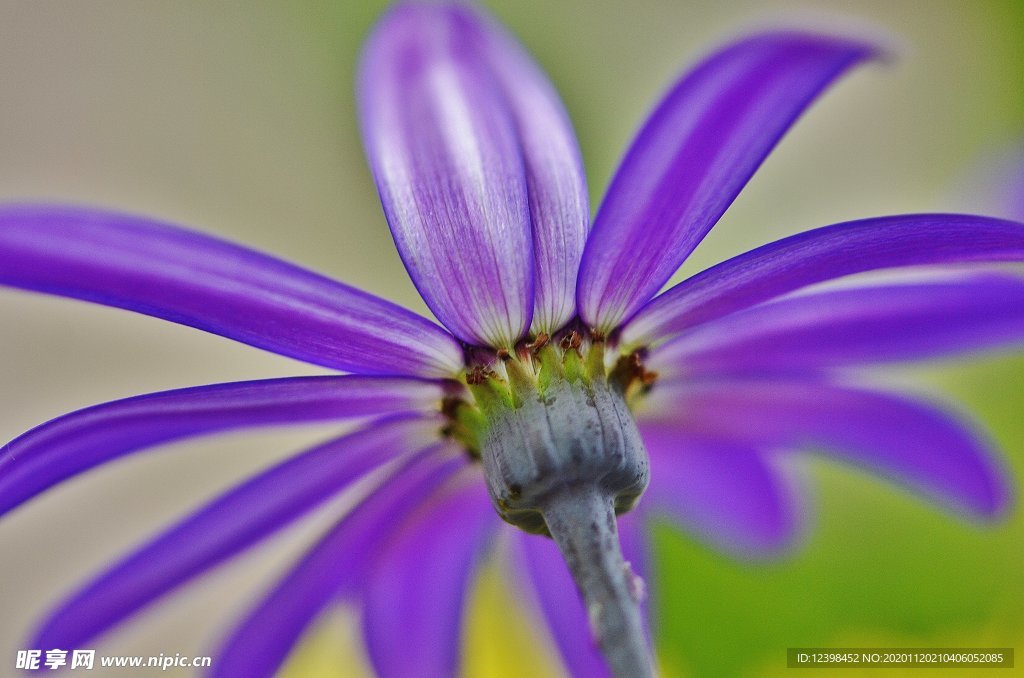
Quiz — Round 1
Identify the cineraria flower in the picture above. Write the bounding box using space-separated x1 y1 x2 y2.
2 2 1024 677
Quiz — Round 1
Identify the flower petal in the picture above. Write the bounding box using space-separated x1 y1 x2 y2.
359 3 535 348
512 513 649 678
623 214 1024 346
362 472 497 678
30 416 440 651
0 375 446 517
650 273 1024 377
211 447 466 678
644 378 1010 518
639 424 802 557
458 4 589 334
0 204 464 377
578 32 875 333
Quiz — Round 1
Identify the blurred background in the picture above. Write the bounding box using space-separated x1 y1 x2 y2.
1 1 1021 676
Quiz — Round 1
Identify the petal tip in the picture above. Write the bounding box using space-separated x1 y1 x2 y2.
963 462 1015 523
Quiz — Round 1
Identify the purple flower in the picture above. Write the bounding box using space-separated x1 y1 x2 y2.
2 2 1024 676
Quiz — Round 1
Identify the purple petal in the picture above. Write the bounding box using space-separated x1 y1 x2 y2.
0 204 463 377
650 273 1024 377
359 3 535 348
30 416 440 651
578 32 875 333
624 214 1024 346
0 375 446 517
459 4 589 334
643 378 1011 518
211 447 467 678
638 424 802 556
362 472 497 678
512 513 650 678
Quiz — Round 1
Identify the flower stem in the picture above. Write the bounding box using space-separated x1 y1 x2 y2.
541 485 652 678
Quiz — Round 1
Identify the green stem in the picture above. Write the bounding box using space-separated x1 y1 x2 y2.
541 485 652 678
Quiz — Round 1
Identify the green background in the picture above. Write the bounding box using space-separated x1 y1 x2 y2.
0 2 1021 676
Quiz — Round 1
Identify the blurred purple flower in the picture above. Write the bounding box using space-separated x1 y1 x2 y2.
3 2 1024 676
